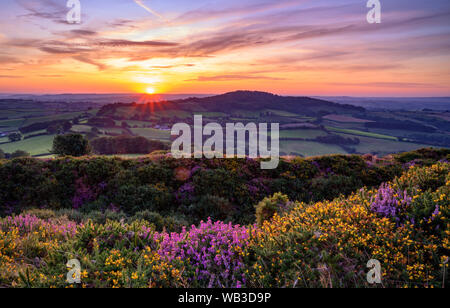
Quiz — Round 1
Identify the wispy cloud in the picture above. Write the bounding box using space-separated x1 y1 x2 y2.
133 0 168 22
186 74 285 82
0 75 23 78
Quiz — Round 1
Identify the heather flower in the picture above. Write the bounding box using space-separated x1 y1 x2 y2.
175 182 195 203
154 218 250 288
370 183 412 222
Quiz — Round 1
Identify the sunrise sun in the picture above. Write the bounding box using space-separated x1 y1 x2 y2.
146 87 156 94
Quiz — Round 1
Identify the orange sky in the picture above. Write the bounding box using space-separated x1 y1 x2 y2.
0 0 449 96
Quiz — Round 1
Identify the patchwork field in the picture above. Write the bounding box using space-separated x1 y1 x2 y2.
0 92 448 158
0 134 55 156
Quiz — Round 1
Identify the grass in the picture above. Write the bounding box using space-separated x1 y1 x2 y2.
278 129 328 139
323 114 373 123
0 118 25 130
0 134 55 156
196 112 228 118
21 112 84 126
131 128 171 141
280 140 348 156
326 126 398 141
71 125 92 133
102 127 126 135
336 133 435 155
265 109 300 117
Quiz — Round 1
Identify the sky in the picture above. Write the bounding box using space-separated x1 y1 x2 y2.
0 0 449 96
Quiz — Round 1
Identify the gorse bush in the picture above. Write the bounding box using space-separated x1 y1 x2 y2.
255 193 292 227
245 163 449 288
0 162 448 288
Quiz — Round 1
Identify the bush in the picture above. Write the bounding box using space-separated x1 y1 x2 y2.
0 163 448 288
188 195 235 223
255 193 292 227
10 150 30 159
131 210 187 232
111 184 172 214
8 132 22 142
91 135 168 155
52 134 91 157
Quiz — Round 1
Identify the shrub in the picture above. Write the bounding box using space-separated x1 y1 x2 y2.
52 134 91 157
8 132 22 142
255 193 292 227
188 195 235 223
246 165 449 288
10 150 30 159
131 210 187 232
111 184 172 214
90 135 168 155
0 162 447 288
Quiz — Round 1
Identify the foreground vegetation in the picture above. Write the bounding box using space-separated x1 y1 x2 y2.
0 149 448 288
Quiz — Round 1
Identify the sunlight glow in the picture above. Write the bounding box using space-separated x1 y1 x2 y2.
146 86 156 94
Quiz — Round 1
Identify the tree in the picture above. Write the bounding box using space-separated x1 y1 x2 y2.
52 134 91 157
8 132 22 142
10 150 30 159
0 149 5 159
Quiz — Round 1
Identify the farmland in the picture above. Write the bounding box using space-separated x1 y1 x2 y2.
0 91 448 158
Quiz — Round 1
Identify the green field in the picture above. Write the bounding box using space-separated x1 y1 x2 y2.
0 134 55 156
280 140 348 157
131 128 171 140
265 109 300 117
71 125 92 133
21 112 87 126
336 133 433 155
196 112 228 118
278 129 328 139
326 126 398 141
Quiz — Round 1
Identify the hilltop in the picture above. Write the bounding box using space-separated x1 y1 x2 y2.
99 90 365 117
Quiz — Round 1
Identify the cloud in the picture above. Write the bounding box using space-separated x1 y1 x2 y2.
150 64 195 69
133 0 168 22
0 75 23 78
70 30 98 36
16 0 70 24
0 56 22 64
72 56 107 70
331 82 445 89
97 39 178 47
175 0 305 24
186 74 285 82
38 74 64 78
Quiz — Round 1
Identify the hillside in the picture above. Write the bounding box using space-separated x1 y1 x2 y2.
1 91 449 159
0 149 448 288
99 90 365 117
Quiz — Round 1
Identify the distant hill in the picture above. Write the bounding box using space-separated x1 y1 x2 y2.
315 96 450 111
176 91 365 114
99 91 365 117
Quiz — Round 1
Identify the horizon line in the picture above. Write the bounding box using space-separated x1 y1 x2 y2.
1 92 450 99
